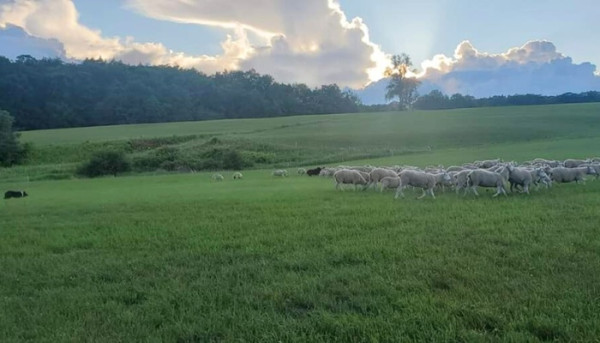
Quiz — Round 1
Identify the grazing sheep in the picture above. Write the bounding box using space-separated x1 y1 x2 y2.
395 170 449 199
506 165 534 194
379 176 401 192
4 190 28 199
367 168 398 190
466 168 508 197
563 159 589 168
232 172 243 180
333 169 368 190
549 166 596 184
297 168 307 175
212 173 224 181
272 169 288 177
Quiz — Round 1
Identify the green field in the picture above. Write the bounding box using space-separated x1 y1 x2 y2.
2 104 600 341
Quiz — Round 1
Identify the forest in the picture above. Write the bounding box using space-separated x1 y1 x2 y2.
1 55 599 130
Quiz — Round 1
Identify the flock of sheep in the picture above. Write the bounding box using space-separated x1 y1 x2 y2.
208 157 600 199
312 157 600 199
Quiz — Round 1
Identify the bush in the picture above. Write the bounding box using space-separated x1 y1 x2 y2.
222 150 245 170
77 150 131 177
0 110 29 167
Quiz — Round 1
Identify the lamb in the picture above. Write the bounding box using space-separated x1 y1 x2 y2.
297 168 307 175
379 176 401 192
466 168 508 197
306 167 323 176
506 165 534 194
212 173 224 181
333 169 368 190
549 166 596 184
563 159 589 168
395 170 450 199
232 172 243 180
367 168 398 190
272 169 288 177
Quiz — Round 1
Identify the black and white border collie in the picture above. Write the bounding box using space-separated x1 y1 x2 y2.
4 190 28 199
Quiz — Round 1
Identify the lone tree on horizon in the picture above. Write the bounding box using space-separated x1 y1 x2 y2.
385 53 421 110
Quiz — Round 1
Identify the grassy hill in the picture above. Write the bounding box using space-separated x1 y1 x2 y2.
2 103 600 341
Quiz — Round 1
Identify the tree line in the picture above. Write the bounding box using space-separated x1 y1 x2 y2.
1 55 599 132
0 55 361 130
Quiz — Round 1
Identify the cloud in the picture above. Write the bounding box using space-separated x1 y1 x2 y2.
416 40 600 97
0 0 249 74
0 24 66 60
0 0 388 87
126 0 389 87
354 40 600 105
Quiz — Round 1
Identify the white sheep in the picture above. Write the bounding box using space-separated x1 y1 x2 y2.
379 176 401 192
549 166 596 184
479 158 502 168
232 172 243 180
333 169 368 190
563 159 589 168
466 168 508 197
367 168 398 190
506 165 535 194
272 169 288 177
212 173 224 181
453 170 472 195
297 168 307 175
395 170 450 199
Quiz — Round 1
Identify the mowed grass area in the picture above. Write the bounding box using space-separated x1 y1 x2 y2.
2 103 600 341
1 171 600 341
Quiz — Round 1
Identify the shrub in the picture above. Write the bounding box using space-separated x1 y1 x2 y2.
77 150 131 177
0 110 29 167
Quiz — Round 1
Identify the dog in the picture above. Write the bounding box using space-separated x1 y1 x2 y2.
4 190 28 199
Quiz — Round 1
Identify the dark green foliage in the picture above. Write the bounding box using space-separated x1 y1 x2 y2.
0 56 360 130
0 110 28 166
77 150 131 177
222 150 245 170
412 89 600 110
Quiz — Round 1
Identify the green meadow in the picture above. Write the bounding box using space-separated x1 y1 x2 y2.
2 103 600 341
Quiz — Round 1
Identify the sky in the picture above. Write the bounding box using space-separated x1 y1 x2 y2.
1 0 599 102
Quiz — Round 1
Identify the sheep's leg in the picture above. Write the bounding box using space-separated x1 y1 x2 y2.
335 182 341 190
417 189 427 199
502 186 508 197
471 186 479 196
394 186 404 199
524 184 529 195
429 188 436 199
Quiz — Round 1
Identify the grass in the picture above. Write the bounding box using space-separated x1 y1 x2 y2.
2 103 600 341
1 172 600 341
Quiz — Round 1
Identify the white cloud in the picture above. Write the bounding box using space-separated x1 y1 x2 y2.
355 40 600 104
416 40 600 97
0 0 388 87
126 0 390 87
0 0 258 75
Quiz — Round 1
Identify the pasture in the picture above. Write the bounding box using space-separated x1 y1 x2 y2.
2 103 600 341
